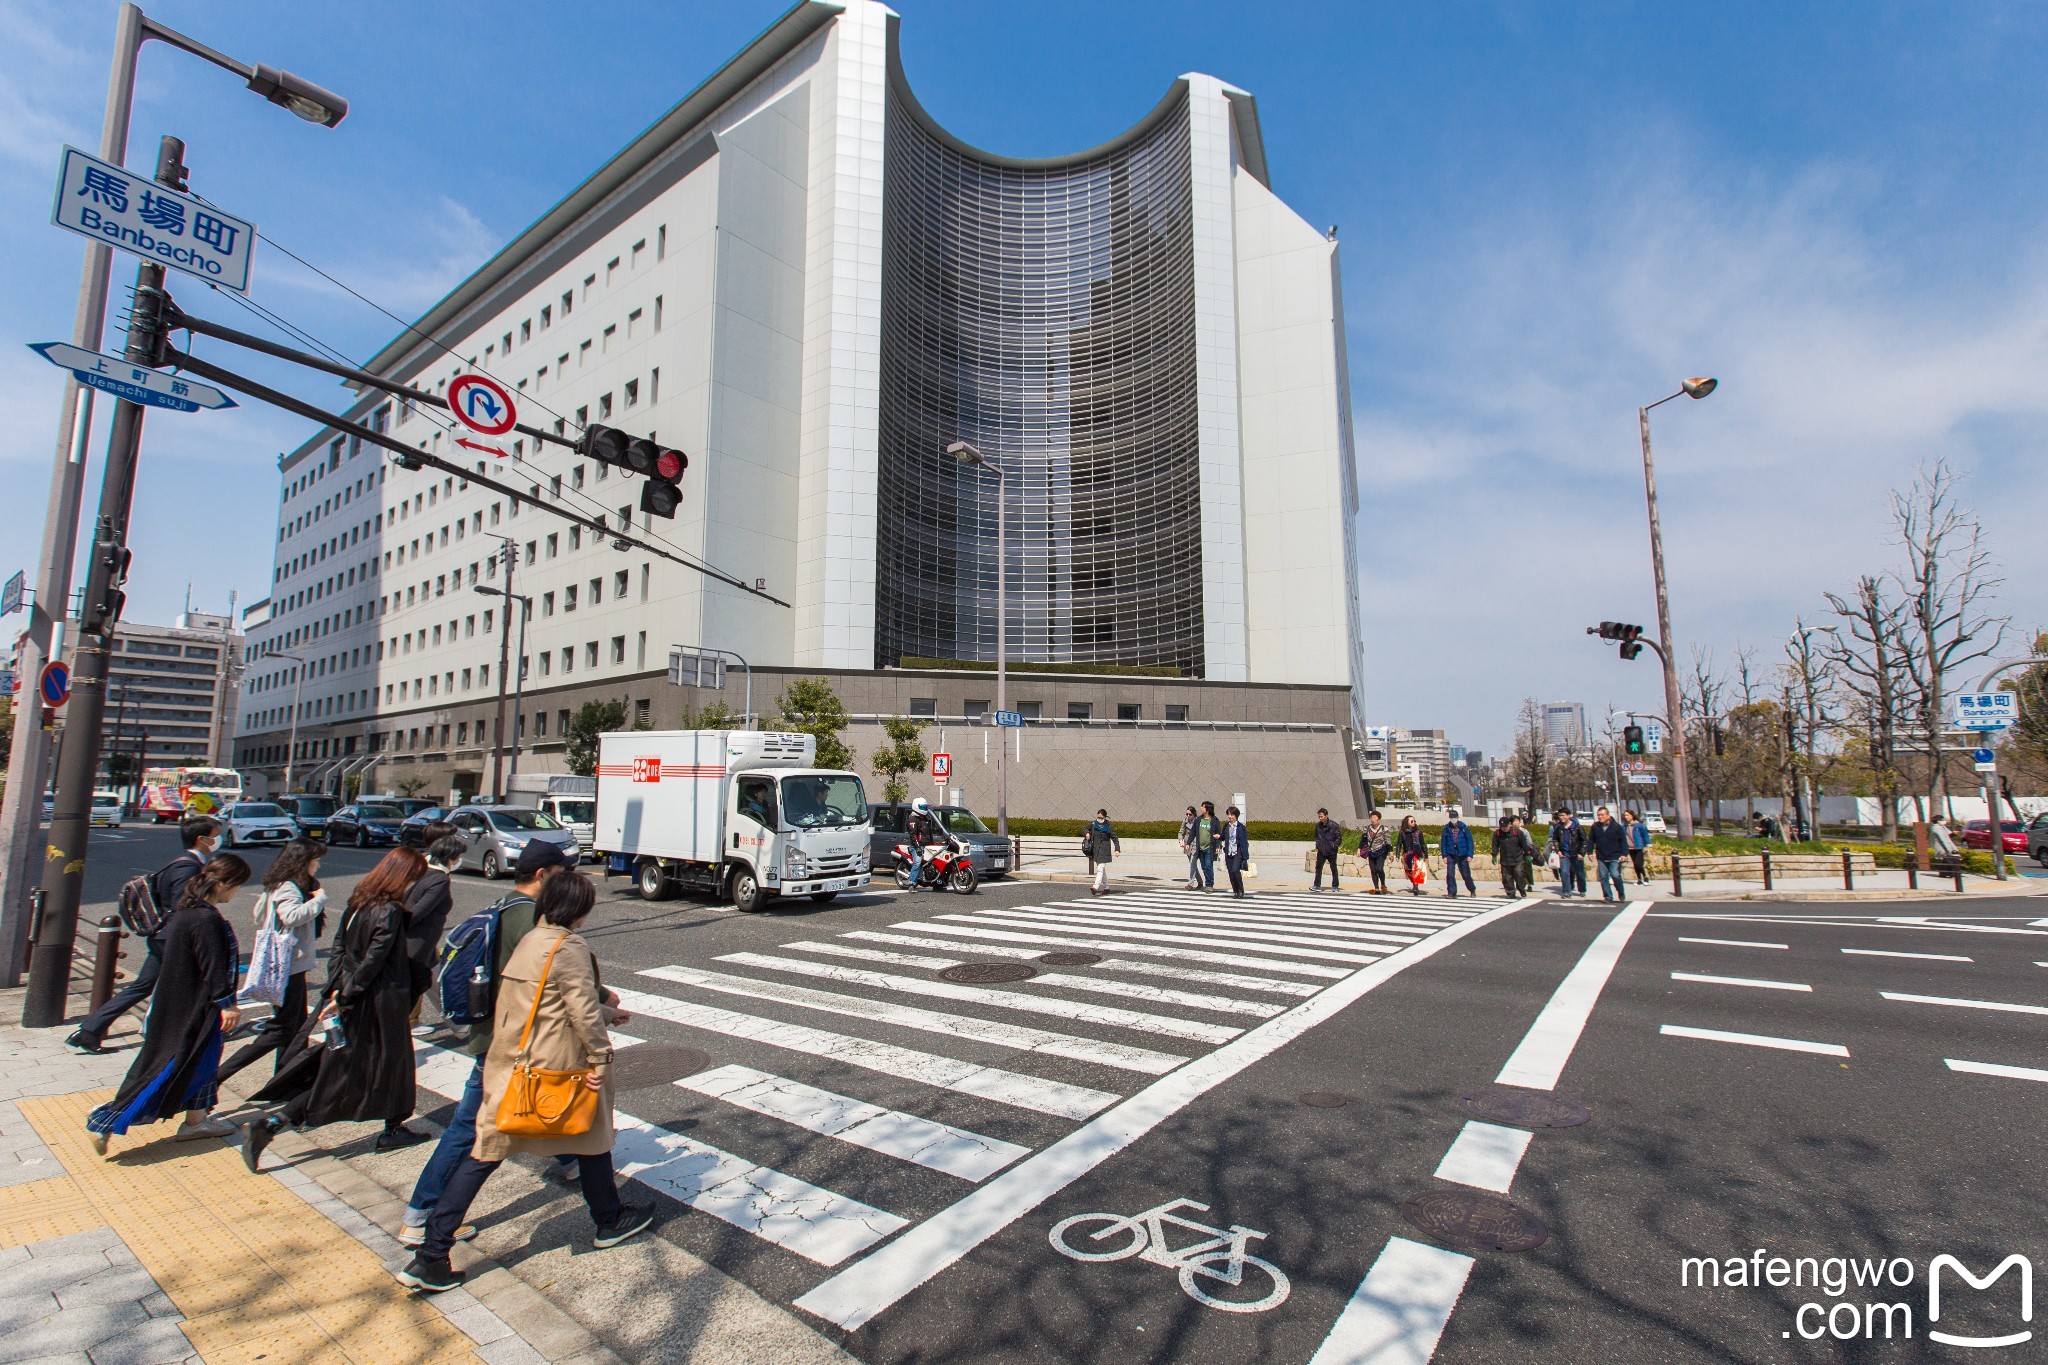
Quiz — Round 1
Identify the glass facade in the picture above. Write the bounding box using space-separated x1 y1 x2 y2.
875 86 1205 674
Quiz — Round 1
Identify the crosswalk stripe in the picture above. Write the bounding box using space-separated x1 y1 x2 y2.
966 908 1400 961
609 986 1116 1120
638 964 1188 1074
1036 899 1430 945
905 920 1350 978
840 931 1320 997
784 939 958 970
1027 971 1284 1018
415 1043 904 1265
1103 890 1491 916
713 951 1245 1045
1088 893 1474 925
677 1063 1029 1182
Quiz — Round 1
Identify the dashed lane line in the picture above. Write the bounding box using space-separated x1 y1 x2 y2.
1678 937 1788 950
1659 1025 1850 1058
1306 1237 1475 1365
1840 948 1972 962
1432 1122 1534 1195
1880 991 2048 1017
1945 1059 2048 1084
1669 971 1813 993
1497 902 1655 1091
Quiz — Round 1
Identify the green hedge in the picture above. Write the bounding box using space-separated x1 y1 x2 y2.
1652 835 1836 856
1866 843 1997 876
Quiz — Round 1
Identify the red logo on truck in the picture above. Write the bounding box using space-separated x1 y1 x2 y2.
632 756 662 783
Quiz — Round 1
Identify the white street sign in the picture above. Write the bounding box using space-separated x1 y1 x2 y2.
1644 721 1665 754
29 342 235 412
51 146 255 293
1955 692 2017 731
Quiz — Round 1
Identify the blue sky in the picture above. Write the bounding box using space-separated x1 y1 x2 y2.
3 0 2043 757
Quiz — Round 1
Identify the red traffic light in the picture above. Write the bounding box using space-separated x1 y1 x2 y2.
655 449 685 480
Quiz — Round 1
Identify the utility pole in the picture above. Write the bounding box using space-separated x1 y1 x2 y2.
22 135 181 1027
488 539 516 799
1637 377 1716 840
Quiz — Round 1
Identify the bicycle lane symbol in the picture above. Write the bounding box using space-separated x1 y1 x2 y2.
1049 1198 1291 1313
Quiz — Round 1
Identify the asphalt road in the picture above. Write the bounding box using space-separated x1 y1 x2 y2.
63 829 2048 1362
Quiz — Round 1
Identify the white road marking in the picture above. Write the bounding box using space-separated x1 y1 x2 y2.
1496 902 1653 1090
844 931 1319 997
1670 972 1812 993
609 986 1115 1120
783 939 960 970
1840 948 1972 963
1027 971 1285 1018
1659 1025 1850 1057
1944 1058 2048 1084
416 1043 904 1264
1678 937 1789 950
1881 991 2048 1017
1015 903 1422 949
678 1063 1028 1182
1059 894 1466 931
911 920 1351 978
637 964 1187 1074
1306 1236 1475 1365
1432 1121 1534 1195
956 911 1383 965
791 896 1540 1330
714 951 1244 1045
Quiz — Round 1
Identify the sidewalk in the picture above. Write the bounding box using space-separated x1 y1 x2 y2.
0 983 848 1364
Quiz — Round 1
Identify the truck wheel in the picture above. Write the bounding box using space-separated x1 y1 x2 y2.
810 892 839 905
731 867 769 913
637 859 673 901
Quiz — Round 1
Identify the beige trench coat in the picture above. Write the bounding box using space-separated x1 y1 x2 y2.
473 924 615 1161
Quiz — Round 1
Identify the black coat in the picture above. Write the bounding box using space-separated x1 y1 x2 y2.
91 903 238 1133
1491 827 1536 867
255 898 415 1126
1313 820 1344 856
1587 818 1630 860
148 851 208 939
1396 826 1429 860
403 868 454 1003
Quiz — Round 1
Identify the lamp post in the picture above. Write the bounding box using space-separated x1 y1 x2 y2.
947 441 1008 838
0 4 347 992
474 581 532 792
1637 376 1716 842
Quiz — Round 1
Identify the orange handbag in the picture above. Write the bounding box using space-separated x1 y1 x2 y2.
495 935 603 1139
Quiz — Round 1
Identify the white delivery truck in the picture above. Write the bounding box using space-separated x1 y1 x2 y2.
502 773 597 856
594 730 872 911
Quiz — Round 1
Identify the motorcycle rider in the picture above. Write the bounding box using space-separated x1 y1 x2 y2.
905 797 943 891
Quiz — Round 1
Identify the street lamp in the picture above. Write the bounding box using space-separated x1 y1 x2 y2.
475 580 533 796
947 440 1008 839
273 652 306 793
1637 376 1716 842
7 3 349 1008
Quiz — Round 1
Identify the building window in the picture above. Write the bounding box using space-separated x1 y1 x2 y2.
1165 704 1189 725
634 697 651 726
963 699 989 719
540 304 551 330
1116 703 1141 724
564 585 578 612
561 647 573 674
1067 702 1093 721
627 308 642 339
1016 701 1043 721
535 710 547 736
611 636 626 664
624 378 639 408
457 721 469 744
557 708 570 735
908 698 937 717
584 641 598 669
653 297 663 332
631 239 645 270
598 392 612 419
656 225 666 260
542 591 555 617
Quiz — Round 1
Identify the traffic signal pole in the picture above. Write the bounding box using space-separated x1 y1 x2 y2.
1640 402 1695 841
21 135 182 1028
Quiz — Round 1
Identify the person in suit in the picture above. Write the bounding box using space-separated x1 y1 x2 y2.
1221 806 1252 899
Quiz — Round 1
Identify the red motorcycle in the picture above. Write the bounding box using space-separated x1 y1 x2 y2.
894 834 979 893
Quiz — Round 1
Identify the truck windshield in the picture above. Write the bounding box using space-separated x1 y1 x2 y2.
553 800 595 825
937 807 990 835
779 775 868 829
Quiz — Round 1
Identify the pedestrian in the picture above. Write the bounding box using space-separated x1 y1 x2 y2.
1622 810 1650 885
1492 815 1536 897
1547 808 1587 897
1178 806 1202 890
1359 811 1391 894
1929 815 1959 867
395 870 651 1293
1084 809 1120 896
393 842 569 1248
1193 800 1222 893
1396 815 1429 896
69 814 221 1052
1221 806 1252 898
1438 807 1477 898
1312 808 1344 892
87 853 251 1154
406 832 465 1037
242 846 432 1169
1588 806 1630 902
216 839 327 1084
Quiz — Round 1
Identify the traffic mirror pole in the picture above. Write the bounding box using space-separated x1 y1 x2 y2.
21 137 180 1029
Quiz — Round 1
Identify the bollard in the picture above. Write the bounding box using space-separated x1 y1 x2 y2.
1013 835 1023 869
1841 850 1854 891
89 916 124 1015
1671 854 1684 898
1953 864 1965 893
1907 861 1919 891
1761 851 1773 891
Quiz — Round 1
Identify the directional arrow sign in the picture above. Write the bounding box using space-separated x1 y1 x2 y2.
28 342 235 413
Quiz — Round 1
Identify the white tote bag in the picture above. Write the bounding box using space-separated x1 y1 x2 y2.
239 890 297 1007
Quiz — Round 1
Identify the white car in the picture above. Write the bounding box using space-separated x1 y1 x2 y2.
220 801 300 849
1643 813 1668 833
90 792 124 829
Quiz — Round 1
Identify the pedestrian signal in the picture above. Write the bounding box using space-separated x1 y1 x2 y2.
1623 724 1645 756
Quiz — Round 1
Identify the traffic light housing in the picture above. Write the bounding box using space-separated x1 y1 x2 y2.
1623 724 1645 756
1593 620 1647 660
577 424 687 519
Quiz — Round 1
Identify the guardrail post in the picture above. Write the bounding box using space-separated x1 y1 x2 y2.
1671 854 1684 898
1841 850 1854 891
1952 863 1964 893
89 916 124 1014
1760 851 1772 890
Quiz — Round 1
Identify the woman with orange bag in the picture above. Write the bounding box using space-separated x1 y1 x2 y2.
396 871 648 1293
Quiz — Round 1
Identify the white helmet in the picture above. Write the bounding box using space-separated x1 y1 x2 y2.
911 797 929 813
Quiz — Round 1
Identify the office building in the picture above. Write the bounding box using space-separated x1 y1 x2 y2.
233 0 1364 818
1542 701 1588 757
100 613 244 774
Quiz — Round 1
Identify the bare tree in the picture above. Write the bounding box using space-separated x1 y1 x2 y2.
1783 619 1835 841
1681 648 1728 832
1893 461 2008 816
1509 697 1547 815
1821 574 1913 841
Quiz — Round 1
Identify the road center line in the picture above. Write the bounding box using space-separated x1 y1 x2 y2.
1678 937 1788 950
1496 901 1653 1091
1659 1025 1849 1057
1306 1237 1474 1365
1670 971 1812 993
1945 1058 2048 1084
1840 948 1972 963
1880 992 2048 1017
1432 1121 1534 1194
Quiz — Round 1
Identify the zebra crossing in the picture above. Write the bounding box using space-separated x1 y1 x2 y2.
421 887 1531 1323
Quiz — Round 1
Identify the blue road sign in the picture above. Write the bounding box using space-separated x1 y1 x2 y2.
29 342 235 413
993 710 1024 728
39 661 70 708
1 570 22 617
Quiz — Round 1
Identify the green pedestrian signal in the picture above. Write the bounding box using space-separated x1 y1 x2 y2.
1623 724 1645 756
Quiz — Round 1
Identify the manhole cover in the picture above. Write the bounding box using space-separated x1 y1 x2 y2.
1400 1190 1549 1254
940 962 1038 984
1459 1085 1590 1129
1298 1091 1354 1108
1037 952 1102 967
608 1045 712 1090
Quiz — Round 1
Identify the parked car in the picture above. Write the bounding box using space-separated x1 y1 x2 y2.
397 805 449 847
220 801 301 849
447 804 580 880
89 791 125 829
2027 813 2048 867
276 794 338 839
1961 819 2027 853
869 801 1011 880
326 801 408 848
1642 813 1668 833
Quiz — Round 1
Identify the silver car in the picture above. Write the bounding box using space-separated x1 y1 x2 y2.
448 803 581 880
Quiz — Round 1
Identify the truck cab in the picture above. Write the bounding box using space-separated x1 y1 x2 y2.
596 730 871 911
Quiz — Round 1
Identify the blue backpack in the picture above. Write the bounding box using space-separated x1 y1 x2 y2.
436 893 526 1026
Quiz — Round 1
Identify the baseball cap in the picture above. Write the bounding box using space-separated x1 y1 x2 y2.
515 841 572 875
